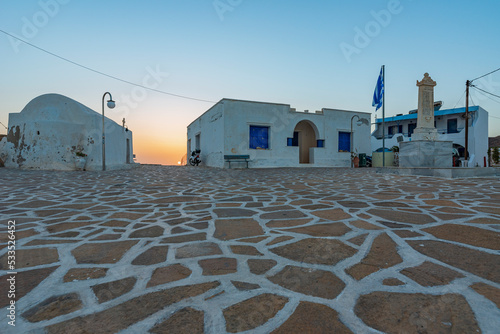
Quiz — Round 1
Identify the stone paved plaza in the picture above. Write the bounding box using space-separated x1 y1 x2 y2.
1 166 499 333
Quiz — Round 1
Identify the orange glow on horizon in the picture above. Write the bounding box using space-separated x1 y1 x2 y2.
133 138 186 166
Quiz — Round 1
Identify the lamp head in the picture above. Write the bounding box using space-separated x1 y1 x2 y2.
107 100 116 109
357 118 370 126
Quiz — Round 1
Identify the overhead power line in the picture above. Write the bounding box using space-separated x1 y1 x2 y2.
471 67 500 82
471 85 500 99
0 28 216 104
473 87 500 105
452 89 466 109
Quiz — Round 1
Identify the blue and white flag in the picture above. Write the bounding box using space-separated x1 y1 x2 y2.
372 66 384 111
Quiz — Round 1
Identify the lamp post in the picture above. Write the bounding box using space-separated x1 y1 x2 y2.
351 115 369 168
102 92 115 171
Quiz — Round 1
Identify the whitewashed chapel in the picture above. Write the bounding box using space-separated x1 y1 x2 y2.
0 94 134 171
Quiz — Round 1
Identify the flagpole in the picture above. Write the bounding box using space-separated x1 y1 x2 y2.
382 65 385 167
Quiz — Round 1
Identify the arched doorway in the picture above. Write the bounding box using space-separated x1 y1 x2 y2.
294 121 317 164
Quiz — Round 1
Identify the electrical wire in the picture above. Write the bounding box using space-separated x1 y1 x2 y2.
471 85 500 99
0 121 8 130
469 93 476 107
471 67 500 82
0 28 217 104
452 89 466 109
473 87 500 105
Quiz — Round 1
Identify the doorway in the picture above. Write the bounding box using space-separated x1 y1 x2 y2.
126 139 130 163
294 121 317 163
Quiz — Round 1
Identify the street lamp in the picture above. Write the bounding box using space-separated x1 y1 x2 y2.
102 92 115 171
350 115 369 168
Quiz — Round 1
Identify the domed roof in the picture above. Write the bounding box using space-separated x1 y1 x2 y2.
20 94 101 123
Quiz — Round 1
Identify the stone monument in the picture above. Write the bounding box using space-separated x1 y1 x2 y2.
413 73 438 141
399 73 452 168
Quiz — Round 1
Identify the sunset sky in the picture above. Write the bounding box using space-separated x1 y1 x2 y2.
1 0 500 165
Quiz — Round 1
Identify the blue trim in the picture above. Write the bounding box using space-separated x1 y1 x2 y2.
249 125 269 149
338 132 351 152
375 106 479 123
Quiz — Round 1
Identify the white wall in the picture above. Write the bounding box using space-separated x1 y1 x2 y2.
187 102 225 167
469 107 488 167
187 99 371 168
0 94 134 171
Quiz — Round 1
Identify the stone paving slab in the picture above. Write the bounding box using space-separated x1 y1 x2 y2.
0 166 499 333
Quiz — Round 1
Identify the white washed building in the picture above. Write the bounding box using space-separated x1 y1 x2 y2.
187 99 371 168
371 105 489 167
0 94 134 171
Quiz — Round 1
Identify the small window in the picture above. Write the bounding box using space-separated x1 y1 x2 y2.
250 126 269 149
388 126 394 136
408 123 416 137
338 132 351 152
398 125 403 133
447 118 458 134
287 131 299 147
317 139 325 148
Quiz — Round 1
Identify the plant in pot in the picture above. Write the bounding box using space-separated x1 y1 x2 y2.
351 151 359 168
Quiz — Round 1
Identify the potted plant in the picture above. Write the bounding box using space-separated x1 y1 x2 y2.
351 152 359 168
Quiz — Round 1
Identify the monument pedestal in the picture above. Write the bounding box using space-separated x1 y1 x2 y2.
412 127 438 141
399 140 452 168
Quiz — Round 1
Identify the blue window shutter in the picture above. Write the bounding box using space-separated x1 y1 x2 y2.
250 126 269 149
317 139 324 147
338 132 351 152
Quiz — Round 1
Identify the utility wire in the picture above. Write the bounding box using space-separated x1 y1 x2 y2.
469 93 476 107
471 85 500 99
452 89 466 109
0 121 8 130
471 67 500 82
473 87 500 105
0 28 216 104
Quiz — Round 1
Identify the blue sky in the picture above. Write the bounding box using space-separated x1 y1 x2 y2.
1 0 499 164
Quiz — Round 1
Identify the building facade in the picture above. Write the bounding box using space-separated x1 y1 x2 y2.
187 99 371 168
371 105 489 167
0 93 134 170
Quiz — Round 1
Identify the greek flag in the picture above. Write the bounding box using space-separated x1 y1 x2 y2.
372 66 384 111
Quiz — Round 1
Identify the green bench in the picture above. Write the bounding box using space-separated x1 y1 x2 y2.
224 155 250 168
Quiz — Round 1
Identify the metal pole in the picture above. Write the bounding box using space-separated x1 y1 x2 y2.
102 95 106 171
102 92 113 171
382 65 386 167
465 80 470 164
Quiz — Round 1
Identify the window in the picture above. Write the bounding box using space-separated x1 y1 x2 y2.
398 125 403 133
249 126 269 149
317 139 325 148
388 126 394 136
408 123 416 137
287 131 299 147
447 118 458 133
338 132 351 152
